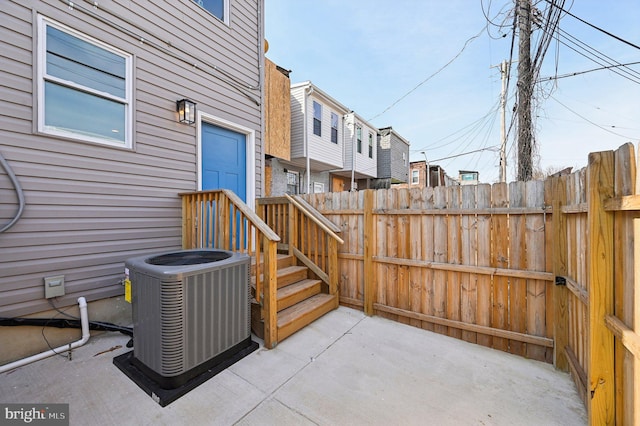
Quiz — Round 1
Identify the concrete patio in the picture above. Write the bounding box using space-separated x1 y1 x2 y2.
0 307 587 425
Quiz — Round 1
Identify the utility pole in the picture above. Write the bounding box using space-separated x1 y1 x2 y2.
517 0 533 181
499 59 508 183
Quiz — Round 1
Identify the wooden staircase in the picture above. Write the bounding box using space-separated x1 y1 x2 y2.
251 254 339 344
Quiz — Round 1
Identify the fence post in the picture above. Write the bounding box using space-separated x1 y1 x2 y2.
587 151 615 425
181 194 191 249
363 190 375 315
328 238 338 296
612 143 637 426
262 237 278 349
551 176 569 371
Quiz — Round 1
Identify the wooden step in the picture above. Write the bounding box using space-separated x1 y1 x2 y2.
277 279 322 312
276 265 308 288
250 264 308 293
277 293 338 342
251 253 294 275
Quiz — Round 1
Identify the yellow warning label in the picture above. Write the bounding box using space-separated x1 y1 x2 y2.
124 278 131 303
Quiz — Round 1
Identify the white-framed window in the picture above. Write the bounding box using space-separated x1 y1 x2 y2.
330 112 338 143
286 170 299 194
313 182 325 193
313 101 322 136
38 16 132 148
356 126 362 153
402 152 407 166
193 0 229 23
411 169 419 184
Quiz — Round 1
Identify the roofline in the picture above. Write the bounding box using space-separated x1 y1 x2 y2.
378 126 410 146
346 111 377 132
290 81 351 113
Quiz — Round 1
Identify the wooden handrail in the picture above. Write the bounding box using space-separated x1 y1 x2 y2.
180 189 280 243
285 194 344 244
180 189 280 348
291 195 342 234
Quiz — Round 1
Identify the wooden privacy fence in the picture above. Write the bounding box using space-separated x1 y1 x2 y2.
302 142 639 424
548 143 639 425
303 182 555 362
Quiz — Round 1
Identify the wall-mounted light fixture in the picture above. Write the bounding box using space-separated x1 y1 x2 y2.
176 99 196 124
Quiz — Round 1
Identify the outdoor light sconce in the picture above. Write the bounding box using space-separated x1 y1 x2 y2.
177 99 196 124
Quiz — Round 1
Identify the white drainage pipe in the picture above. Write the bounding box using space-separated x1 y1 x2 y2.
0 297 90 374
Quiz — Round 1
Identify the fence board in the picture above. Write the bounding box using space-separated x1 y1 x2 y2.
476 184 492 348
397 189 411 325
526 180 547 361
409 188 424 329
613 143 637 426
509 181 527 357
433 186 449 335
375 190 390 319
491 182 509 351
446 186 462 339
461 185 477 343
543 178 556 364
551 174 569 370
587 150 615 425
420 188 436 332
385 190 399 321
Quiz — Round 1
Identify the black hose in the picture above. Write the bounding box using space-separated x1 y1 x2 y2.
0 317 133 337
0 151 25 232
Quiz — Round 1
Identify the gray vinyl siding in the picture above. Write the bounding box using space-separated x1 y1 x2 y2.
0 0 263 317
389 133 410 183
377 128 410 183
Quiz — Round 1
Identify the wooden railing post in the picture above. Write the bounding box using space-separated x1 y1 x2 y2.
289 201 296 256
181 194 191 249
263 237 278 349
363 190 375 316
587 151 615 425
551 175 569 371
328 238 338 296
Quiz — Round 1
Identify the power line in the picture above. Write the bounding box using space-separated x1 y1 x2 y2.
430 146 500 163
549 95 638 139
542 0 640 51
368 25 487 122
538 61 640 82
550 31 640 84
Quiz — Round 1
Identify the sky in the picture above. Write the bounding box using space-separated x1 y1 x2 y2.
264 0 640 183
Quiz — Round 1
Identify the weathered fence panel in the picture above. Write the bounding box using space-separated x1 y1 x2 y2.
303 143 640 424
555 146 635 423
305 182 554 362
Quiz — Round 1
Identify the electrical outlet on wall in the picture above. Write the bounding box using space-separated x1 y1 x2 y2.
44 275 65 299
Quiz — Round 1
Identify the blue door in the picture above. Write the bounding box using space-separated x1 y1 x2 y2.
202 123 246 201
201 123 247 249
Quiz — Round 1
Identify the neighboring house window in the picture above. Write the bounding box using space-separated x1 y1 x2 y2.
38 17 132 148
193 0 227 22
331 113 338 143
411 170 419 184
368 133 374 158
313 101 322 136
356 126 362 153
286 171 299 194
313 182 325 193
